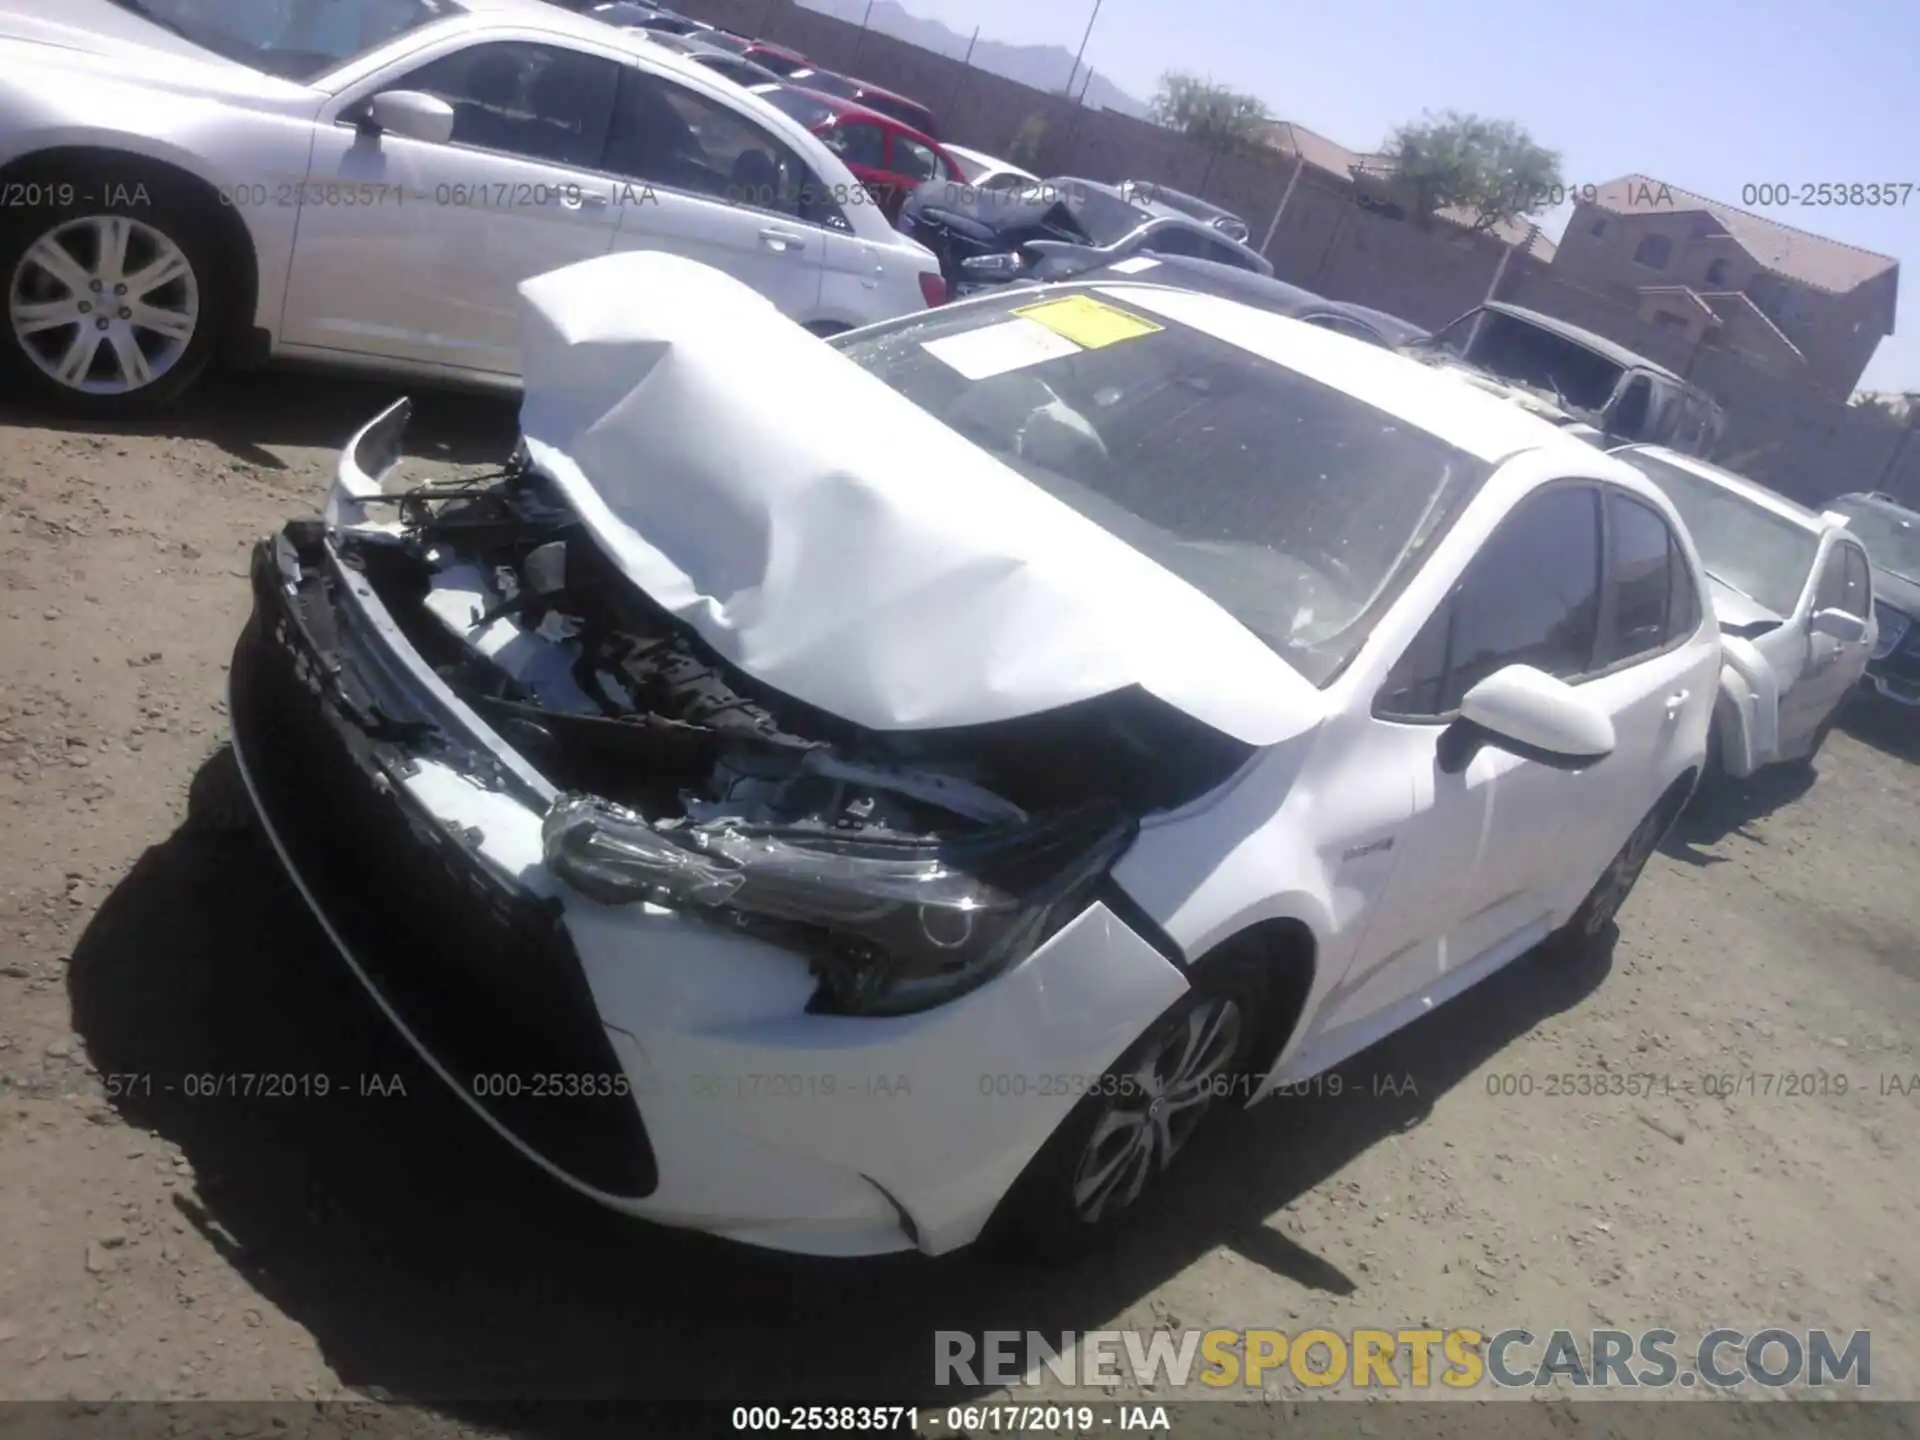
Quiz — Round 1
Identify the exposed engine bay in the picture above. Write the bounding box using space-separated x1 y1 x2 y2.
337 452 1250 1014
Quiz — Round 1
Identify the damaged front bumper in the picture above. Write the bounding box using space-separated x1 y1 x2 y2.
225 415 1192 1257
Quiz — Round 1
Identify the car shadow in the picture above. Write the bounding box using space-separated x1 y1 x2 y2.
63 750 1613 1423
0 367 518 471
1660 763 1815 865
1839 694 1920 765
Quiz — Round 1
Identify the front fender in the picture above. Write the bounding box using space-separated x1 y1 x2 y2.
1716 638 1778 777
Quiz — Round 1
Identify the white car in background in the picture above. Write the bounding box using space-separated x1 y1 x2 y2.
1613 445 1876 777
225 256 1719 1259
0 0 944 414
943 143 1038 194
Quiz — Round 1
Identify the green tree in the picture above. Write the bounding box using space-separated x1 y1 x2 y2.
1148 72 1272 154
1383 110 1563 231
1006 112 1050 171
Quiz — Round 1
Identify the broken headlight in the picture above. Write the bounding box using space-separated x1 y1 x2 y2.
542 794 1135 1016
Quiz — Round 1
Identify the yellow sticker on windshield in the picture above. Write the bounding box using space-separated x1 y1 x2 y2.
1012 294 1162 349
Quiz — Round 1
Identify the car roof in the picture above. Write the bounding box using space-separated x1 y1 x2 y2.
1070 253 1319 306
1616 445 1829 531
1473 301 1688 382
1831 490 1920 522
781 85 938 141
771 84 915 134
1046 281 1618 466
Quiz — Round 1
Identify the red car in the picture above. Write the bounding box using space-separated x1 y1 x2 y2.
752 85 961 224
740 40 810 76
782 66 939 139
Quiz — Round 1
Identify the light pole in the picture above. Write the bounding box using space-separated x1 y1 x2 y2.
1065 0 1104 99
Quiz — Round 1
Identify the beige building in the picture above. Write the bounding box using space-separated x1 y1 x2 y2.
1550 175 1899 397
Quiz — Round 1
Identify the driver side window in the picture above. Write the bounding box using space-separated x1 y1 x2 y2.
1378 486 1604 719
1142 227 1205 258
395 42 619 168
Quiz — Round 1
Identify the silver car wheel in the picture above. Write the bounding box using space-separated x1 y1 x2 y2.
1069 995 1242 1223
8 215 200 395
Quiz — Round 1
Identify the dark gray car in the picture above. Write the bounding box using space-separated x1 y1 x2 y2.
1826 490 1920 708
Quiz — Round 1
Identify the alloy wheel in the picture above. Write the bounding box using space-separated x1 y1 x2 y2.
8 215 200 395
1069 995 1243 1223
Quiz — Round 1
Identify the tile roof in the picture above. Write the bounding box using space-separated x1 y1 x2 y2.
1588 175 1898 301
1261 120 1363 178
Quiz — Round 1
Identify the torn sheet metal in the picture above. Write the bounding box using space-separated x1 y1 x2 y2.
513 251 1325 745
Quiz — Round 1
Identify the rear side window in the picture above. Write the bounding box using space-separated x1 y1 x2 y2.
605 69 846 230
892 135 945 184
1202 235 1260 271
824 121 887 169
1598 491 1697 666
1142 227 1205 258
1378 485 1604 718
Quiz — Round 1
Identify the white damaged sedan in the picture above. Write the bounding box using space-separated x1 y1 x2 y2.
226 253 1720 1258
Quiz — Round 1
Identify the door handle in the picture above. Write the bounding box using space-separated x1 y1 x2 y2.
1664 689 1690 719
759 227 806 254
561 191 609 212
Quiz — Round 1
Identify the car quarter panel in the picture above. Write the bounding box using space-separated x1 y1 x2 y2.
562 897 1191 1255
0 51 322 337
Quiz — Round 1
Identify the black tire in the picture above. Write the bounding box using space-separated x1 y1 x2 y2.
1549 796 1674 956
1787 712 1839 771
185 745 258 840
981 959 1270 1262
0 170 227 416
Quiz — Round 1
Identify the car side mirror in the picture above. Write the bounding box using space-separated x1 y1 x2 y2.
1439 665 1617 774
362 90 456 145
1810 607 1868 644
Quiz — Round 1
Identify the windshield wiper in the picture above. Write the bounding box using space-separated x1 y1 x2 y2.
105 0 191 39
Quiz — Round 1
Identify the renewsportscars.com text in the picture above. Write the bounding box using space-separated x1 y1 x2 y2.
935 1327 1871 1391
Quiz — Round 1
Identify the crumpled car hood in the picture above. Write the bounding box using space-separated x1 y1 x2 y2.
513 251 1326 746
1706 576 1783 631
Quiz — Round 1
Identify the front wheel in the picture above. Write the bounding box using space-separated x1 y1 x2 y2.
0 183 224 415
983 970 1264 1260
1786 711 1839 771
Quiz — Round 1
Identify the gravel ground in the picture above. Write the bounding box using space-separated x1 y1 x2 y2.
0 371 1916 1425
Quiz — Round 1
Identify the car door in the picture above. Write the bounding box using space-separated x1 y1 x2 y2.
599 64 827 320
1573 487 1714 874
1316 484 1612 1034
883 131 946 225
282 39 627 375
1784 538 1874 744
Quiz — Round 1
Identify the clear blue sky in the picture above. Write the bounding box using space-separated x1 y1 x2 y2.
900 0 1920 393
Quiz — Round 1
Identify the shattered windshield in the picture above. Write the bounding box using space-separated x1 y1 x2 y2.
1426 308 1623 413
1615 449 1820 617
1828 499 1920 584
834 286 1493 685
1048 178 1154 246
107 0 459 82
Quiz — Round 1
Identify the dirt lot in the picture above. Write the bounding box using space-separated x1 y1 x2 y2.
1 370 1917 1423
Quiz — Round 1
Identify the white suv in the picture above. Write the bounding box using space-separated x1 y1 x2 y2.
224 258 1720 1258
0 0 944 414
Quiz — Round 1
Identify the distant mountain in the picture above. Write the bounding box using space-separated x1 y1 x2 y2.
799 0 1150 117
